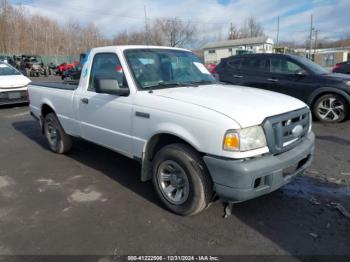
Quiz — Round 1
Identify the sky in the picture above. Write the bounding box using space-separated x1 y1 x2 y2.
9 0 350 46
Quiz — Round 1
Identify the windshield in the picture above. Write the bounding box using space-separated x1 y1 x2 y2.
125 49 216 90
294 56 329 75
0 63 21 76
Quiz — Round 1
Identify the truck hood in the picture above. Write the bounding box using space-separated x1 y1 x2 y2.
153 84 307 127
0 75 31 89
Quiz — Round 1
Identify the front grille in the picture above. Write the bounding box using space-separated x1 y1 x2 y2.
263 107 310 155
0 91 28 105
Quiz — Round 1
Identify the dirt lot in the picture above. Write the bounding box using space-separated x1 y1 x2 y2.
0 78 349 258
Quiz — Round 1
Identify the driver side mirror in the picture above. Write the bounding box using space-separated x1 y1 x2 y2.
295 70 308 77
95 78 130 96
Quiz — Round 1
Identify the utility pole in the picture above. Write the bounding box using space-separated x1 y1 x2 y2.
229 23 233 40
144 5 149 45
276 16 280 47
308 14 314 60
314 30 320 55
2 0 8 53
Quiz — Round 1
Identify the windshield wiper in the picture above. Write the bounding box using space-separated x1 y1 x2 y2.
144 82 198 90
189 80 216 86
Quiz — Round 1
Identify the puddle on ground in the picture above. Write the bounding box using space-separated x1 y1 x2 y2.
281 176 350 200
37 178 61 186
68 188 103 203
0 245 11 255
0 176 13 190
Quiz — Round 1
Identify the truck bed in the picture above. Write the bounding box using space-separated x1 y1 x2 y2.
29 81 80 137
32 82 78 91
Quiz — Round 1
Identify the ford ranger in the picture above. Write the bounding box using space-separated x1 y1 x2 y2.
29 46 315 216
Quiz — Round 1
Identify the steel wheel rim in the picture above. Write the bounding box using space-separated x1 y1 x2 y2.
317 97 344 121
46 119 59 148
157 160 190 205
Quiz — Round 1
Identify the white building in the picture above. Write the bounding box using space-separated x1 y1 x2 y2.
203 36 274 64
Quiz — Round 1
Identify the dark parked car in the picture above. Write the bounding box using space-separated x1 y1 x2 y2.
333 61 350 74
217 54 350 123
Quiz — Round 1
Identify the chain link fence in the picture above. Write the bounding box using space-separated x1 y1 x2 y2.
0 53 79 66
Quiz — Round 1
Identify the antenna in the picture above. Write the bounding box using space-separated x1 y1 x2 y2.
276 16 280 47
144 5 149 45
308 14 314 59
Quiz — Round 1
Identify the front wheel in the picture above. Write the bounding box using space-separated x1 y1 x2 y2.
152 143 213 216
313 94 348 123
44 113 72 154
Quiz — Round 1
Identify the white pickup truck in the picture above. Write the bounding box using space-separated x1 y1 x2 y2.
29 45 315 215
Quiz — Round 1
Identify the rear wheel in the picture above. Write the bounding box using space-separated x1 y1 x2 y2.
44 113 72 154
152 143 213 216
313 94 348 123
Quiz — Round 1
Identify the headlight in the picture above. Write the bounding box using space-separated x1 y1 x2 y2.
345 81 350 87
223 126 267 152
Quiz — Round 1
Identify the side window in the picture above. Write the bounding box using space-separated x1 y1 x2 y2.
270 58 304 74
227 59 241 70
88 53 127 92
241 57 268 72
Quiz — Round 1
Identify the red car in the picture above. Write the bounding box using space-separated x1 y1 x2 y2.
57 61 79 75
205 63 217 74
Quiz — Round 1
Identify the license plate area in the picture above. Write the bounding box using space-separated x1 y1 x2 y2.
8 92 21 99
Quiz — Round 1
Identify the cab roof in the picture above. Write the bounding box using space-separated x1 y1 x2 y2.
91 45 190 53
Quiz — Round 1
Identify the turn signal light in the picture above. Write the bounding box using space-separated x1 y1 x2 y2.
223 132 240 151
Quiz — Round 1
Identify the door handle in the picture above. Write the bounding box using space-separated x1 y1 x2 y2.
267 78 279 82
81 98 89 104
233 75 243 78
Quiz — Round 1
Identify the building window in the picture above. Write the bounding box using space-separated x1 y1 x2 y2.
228 48 232 52
208 50 216 54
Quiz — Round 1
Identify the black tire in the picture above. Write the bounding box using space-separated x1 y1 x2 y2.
152 143 213 216
44 113 72 154
313 94 348 123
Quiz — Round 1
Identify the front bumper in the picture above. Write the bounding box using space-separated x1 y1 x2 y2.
0 89 28 105
203 132 315 202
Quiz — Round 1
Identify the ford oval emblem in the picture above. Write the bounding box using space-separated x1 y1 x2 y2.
292 125 303 138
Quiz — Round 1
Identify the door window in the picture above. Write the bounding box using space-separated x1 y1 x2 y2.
88 53 128 92
270 58 304 75
227 59 242 70
241 57 269 72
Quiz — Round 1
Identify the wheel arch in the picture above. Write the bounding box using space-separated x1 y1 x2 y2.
140 132 203 182
41 103 55 118
40 103 56 133
308 87 350 108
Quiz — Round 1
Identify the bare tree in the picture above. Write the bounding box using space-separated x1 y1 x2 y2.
0 0 110 56
112 30 147 45
228 24 240 40
152 17 196 47
239 16 264 38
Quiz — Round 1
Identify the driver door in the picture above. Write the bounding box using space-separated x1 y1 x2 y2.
78 52 133 156
266 57 315 102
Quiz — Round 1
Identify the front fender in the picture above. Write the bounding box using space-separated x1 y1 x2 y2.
148 122 202 152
